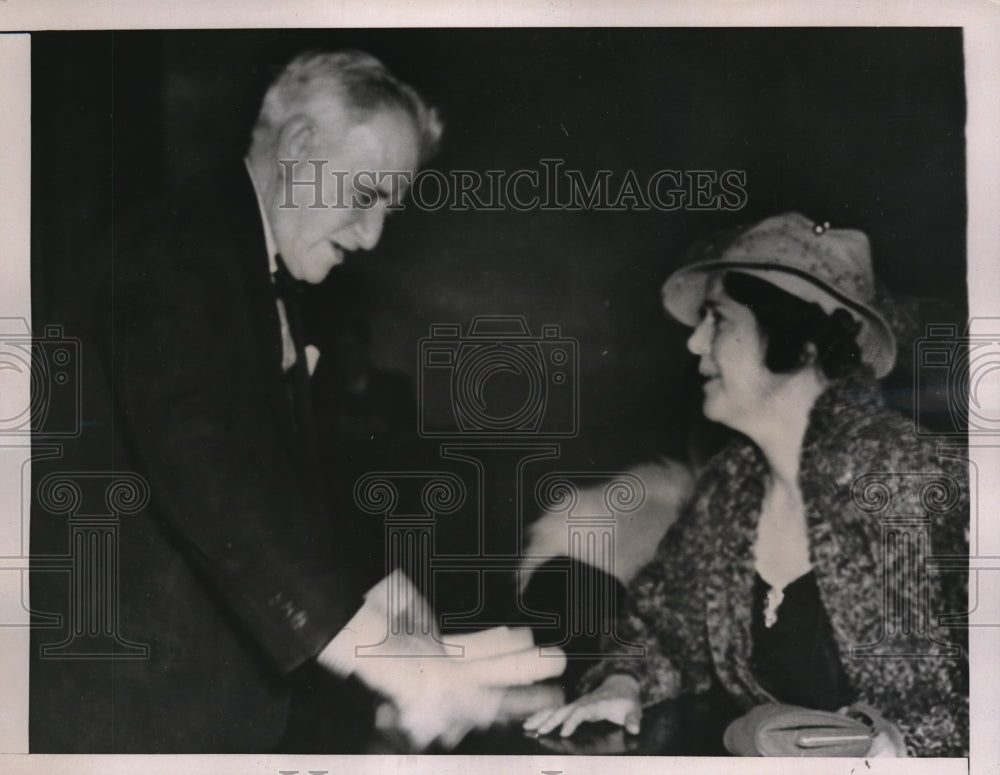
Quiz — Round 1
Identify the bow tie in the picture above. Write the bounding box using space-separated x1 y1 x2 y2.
272 253 306 300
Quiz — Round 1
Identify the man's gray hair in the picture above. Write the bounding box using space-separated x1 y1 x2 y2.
252 50 442 162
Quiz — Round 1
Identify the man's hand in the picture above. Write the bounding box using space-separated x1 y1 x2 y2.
390 672 507 750
523 673 642 738
319 573 568 750
316 569 449 703
378 641 568 749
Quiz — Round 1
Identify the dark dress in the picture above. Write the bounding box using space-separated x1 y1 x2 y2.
749 570 854 711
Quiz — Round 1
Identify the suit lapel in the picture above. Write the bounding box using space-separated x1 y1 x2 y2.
222 164 305 464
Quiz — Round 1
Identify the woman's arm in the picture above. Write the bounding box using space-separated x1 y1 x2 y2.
524 492 718 737
578 491 717 704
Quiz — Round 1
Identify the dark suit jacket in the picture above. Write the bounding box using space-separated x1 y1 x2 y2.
30 163 362 752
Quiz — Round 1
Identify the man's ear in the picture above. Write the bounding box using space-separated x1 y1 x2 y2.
276 114 315 159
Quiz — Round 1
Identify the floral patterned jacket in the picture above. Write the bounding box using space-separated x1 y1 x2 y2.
580 372 969 756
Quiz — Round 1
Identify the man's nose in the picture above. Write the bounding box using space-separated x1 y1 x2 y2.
687 316 710 355
354 205 387 251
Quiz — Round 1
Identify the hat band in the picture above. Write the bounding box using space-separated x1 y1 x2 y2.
707 260 873 321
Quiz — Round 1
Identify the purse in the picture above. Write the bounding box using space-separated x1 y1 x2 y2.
723 702 887 757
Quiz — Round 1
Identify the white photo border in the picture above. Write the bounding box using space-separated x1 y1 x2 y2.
1 2 997 774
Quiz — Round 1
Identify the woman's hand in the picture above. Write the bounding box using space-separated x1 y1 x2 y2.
867 719 908 757
522 674 642 738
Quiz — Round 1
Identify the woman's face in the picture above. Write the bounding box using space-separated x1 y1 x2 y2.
686 275 783 432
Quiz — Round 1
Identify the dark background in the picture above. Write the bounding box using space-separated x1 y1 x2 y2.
32 28 967 471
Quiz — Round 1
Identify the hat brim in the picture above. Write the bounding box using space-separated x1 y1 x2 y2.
662 260 897 378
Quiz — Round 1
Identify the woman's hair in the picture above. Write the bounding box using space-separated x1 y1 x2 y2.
722 271 863 379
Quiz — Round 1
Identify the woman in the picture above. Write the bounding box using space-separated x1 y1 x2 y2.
524 213 968 756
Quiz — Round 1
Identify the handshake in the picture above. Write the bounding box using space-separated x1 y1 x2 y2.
317 570 567 750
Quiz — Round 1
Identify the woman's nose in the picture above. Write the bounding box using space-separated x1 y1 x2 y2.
687 316 710 355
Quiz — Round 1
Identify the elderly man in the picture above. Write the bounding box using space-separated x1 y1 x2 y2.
32 50 464 753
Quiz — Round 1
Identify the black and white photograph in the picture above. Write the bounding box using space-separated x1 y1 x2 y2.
1 2 998 773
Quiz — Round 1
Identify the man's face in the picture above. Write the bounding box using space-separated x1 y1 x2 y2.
266 102 421 283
